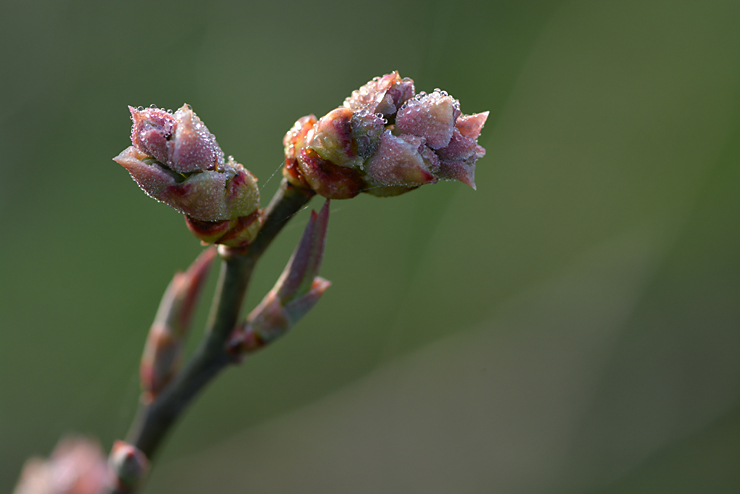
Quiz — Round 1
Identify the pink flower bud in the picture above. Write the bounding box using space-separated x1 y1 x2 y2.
343 71 415 119
363 131 438 196
114 105 262 247
395 90 461 149
129 105 223 173
282 72 487 199
108 441 149 493
13 437 111 494
283 115 317 188
308 107 360 168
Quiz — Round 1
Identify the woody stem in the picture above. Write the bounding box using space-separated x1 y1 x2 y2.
123 179 315 463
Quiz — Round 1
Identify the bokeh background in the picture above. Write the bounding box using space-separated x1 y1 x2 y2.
2 0 740 492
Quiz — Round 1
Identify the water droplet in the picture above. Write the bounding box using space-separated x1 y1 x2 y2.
137 106 144 111
150 104 157 109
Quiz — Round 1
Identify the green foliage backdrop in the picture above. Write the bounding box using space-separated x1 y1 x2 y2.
2 1 739 492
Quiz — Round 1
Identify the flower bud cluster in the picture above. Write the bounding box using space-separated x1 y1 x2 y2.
114 105 262 247
13 436 150 494
283 71 488 198
13 437 111 494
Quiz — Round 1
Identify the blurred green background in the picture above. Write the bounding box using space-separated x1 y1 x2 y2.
2 0 740 492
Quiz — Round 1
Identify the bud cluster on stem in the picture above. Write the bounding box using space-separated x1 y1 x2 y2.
114 105 262 247
13 71 489 494
283 71 488 198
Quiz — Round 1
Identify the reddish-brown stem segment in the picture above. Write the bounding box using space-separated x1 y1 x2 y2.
120 179 315 472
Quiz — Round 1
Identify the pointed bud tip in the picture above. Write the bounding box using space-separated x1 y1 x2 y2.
312 276 331 294
460 169 477 190
275 200 330 304
110 441 149 490
281 275 331 323
317 198 330 230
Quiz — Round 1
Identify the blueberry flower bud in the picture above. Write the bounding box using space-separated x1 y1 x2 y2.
13 436 111 494
114 105 262 247
129 105 223 173
282 72 487 198
343 71 415 120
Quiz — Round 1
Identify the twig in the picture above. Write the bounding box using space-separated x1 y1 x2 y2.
122 179 315 463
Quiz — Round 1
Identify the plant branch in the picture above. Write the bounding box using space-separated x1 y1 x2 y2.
123 179 315 464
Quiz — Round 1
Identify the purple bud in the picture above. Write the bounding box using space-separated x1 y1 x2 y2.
129 104 224 173
395 90 461 149
434 112 489 190
283 72 487 199
114 147 260 222
437 158 479 190
130 107 175 167
13 437 111 494
115 104 262 246
363 131 437 196
307 107 360 168
344 71 415 119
